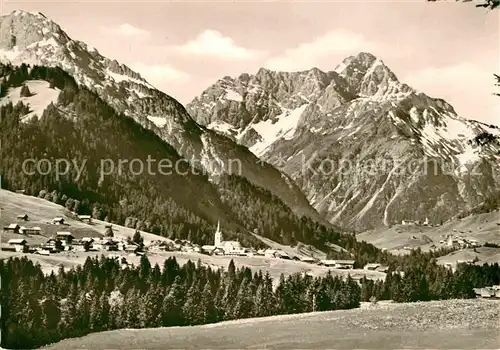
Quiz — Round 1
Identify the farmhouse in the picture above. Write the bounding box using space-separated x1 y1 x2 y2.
376 265 389 273
52 217 65 225
124 244 140 254
274 250 291 259
20 226 42 235
264 249 277 258
72 242 89 252
474 286 500 298
46 238 62 251
4 224 20 233
300 256 316 263
201 245 216 254
8 238 29 252
56 232 74 243
320 260 355 269
319 260 337 267
93 239 118 251
364 263 380 271
36 246 53 255
17 214 28 221
78 215 92 223
401 220 417 226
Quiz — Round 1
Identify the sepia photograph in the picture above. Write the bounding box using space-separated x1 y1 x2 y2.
0 0 499 349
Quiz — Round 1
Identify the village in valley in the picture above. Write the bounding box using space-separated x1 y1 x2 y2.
2 212 365 272
1 188 499 298
0 189 395 284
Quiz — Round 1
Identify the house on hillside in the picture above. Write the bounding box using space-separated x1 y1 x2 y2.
78 215 92 223
8 238 28 252
93 239 118 251
320 260 355 269
17 214 28 221
334 260 355 269
364 263 381 271
15 189 26 194
300 256 316 264
56 232 74 244
46 238 62 252
264 249 277 258
376 265 389 273
4 224 20 233
20 226 41 235
124 244 140 255
274 250 291 259
402 220 416 226
319 260 337 267
36 246 53 255
72 242 89 252
52 217 65 225
201 245 216 254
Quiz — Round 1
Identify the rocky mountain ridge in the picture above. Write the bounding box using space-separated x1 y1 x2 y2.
187 52 500 230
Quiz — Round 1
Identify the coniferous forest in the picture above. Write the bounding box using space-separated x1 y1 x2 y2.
1 254 499 349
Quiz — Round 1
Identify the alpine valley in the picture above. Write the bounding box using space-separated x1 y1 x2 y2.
0 10 499 250
0 10 372 258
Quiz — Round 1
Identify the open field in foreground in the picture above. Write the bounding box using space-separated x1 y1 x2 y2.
42 299 500 349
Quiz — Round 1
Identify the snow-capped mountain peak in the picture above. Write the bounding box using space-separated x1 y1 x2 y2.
187 52 500 231
0 10 155 104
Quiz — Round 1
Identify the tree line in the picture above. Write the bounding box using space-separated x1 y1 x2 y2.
1 253 499 349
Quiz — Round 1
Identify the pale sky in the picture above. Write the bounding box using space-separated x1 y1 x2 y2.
2 1 499 124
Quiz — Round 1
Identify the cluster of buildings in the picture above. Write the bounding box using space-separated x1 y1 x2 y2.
401 217 437 227
473 285 500 299
3 214 390 275
35 231 142 255
439 234 478 249
2 213 143 256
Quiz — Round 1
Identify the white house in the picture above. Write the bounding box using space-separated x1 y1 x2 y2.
52 217 65 225
56 232 74 244
335 260 355 269
320 259 355 269
4 224 20 233
364 263 381 271
300 256 316 263
78 215 92 223
8 238 28 252
20 226 41 235
264 249 277 258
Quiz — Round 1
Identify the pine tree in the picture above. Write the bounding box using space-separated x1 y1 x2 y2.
20 83 31 97
198 282 217 324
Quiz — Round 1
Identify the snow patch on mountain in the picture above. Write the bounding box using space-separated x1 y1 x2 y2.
225 89 243 102
0 80 60 121
208 120 237 134
147 115 167 128
250 103 309 156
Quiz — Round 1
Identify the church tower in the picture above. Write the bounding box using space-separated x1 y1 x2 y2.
214 220 223 247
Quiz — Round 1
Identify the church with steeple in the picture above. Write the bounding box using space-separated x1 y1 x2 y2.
213 220 243 255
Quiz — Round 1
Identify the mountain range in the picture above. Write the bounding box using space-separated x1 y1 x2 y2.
187 53 500 230
1 10 499 240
